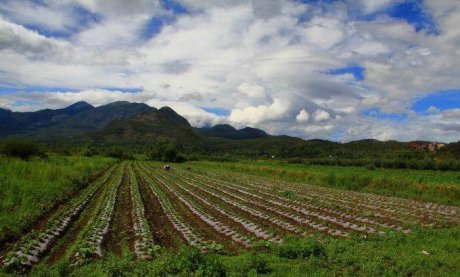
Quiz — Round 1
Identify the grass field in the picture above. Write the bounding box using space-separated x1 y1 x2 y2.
0 160 458 276
0 155 116 244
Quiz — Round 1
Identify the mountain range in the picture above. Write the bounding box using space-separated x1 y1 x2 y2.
1 101 458 160
0 101 270 142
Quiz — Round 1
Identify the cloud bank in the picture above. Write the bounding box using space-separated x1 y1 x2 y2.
0 0 459 142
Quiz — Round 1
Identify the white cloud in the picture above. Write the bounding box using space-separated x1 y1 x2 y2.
296 109 309 123
238 82 266 98
442 108 460 120
228 98 290 126
0 0 459 142
313 109 331 122
0 0 82 33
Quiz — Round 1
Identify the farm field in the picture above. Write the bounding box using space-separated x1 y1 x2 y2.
185 160 460 205
1 160 459 276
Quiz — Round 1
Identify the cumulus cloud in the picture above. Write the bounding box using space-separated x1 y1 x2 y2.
228 98 291 126
313 109 331 122
0 0 459 142
296 109 309 123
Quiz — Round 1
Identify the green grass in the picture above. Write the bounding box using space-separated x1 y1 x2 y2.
16 227 458 276
181 160 460 206
0 155 115 243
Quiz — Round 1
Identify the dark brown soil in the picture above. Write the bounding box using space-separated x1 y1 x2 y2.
136 170 184 250
102 167 135 256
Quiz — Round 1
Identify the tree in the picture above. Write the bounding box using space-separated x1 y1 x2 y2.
163 144 177 162
0 139 45 160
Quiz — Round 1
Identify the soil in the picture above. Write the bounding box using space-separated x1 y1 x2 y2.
136 172 184 250
102 167 135 256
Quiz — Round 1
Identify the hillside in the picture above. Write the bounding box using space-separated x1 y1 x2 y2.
89 107 198 143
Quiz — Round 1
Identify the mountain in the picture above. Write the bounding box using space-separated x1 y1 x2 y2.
0 101 154 140
0 101 95 137
196 124 268 140
90 107 198 143
58 101 153 130
1 101 458 162
158 106 191 127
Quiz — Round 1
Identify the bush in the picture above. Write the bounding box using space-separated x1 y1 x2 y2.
149 142 187 163
0 139 46 160
83 146 99 157
163 145 177 162
105 147 134 160
246 253 271 274
274 237 327 259
165 247 225 276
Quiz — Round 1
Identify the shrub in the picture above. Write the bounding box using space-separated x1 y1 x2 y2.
105 147 134 160
246 253 271 274
175 154 187 163
83 147 99 157
274 237 327 259
163 145 177 162
165 247 225 276
0 139 45 160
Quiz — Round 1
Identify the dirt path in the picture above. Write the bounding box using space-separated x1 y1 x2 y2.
102 167 135 256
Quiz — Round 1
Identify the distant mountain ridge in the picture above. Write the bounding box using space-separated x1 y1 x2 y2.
0 101 456 156
195 124 268 140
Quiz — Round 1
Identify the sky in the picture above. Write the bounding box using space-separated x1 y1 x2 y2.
0 0 459 142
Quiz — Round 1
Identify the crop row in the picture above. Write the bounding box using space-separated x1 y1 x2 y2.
142 166 254 247
237 173 458 223
72 163 124 263
173 170 339 236
180 170 408 234
203 170 458 226
2 165 116 269
154 168 284 244
170 169 352 237
169 169 306 237
127 163 159 259
134 164 211 250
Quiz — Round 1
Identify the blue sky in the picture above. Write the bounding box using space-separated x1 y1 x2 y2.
0 0 459 142
412 90 460 112
328 65 365 81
